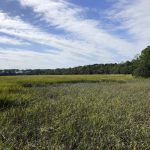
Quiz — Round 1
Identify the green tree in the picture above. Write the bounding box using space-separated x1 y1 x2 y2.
133 46 150 77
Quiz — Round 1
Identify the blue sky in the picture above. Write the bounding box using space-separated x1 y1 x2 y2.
0 0 150 69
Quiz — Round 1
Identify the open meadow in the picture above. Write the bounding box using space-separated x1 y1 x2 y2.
0 75 150 149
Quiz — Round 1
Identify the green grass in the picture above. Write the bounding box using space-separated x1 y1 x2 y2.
0 75 150 149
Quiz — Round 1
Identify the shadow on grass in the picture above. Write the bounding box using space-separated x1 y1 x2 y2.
0 98 29 111
21 79 127 88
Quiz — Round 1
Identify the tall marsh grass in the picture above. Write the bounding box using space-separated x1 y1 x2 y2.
0 75 150 149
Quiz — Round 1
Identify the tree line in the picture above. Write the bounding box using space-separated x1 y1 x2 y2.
0 46 150 77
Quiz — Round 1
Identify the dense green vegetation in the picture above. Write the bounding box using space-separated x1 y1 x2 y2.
0 62 134 75
0 61 136 76
0 75 150 149
1 46 149 77
133 46 150 77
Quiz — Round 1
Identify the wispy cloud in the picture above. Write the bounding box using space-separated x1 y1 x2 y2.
0 0 149 69
0 10 116 68
0 48 60 69
18 0 138 57
108 0 150 46
0 35 29 45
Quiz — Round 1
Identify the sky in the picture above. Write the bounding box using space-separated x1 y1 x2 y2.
0 0 150 69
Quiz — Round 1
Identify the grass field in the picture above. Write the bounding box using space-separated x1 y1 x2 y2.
0 75 150 149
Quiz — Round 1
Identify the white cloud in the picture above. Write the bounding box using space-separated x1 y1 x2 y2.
0 0 149 69
0 48 106 69
0 48 61 69
0 35 29 45
108 0 150 47
0 10 116 68
18 0 138 57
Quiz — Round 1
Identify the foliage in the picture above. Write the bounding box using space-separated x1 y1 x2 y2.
133 46 150 77
0 63 136 76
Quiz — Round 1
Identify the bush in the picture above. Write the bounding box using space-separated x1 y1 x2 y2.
133 66 150 78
